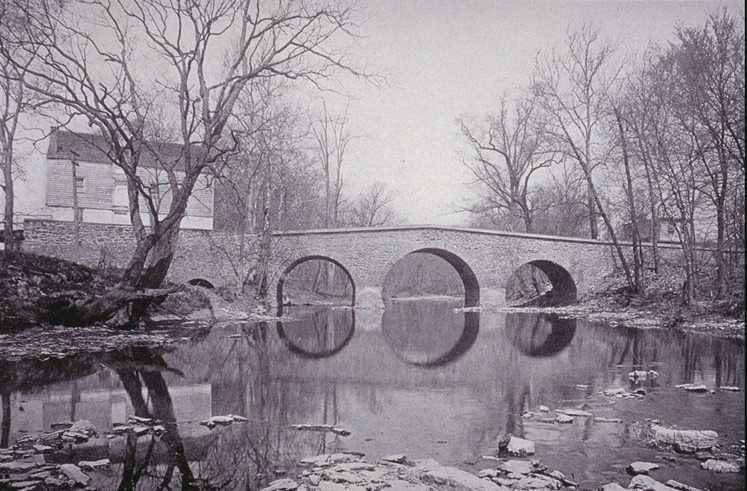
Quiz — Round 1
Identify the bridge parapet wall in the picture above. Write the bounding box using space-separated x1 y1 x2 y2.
22 219 242 287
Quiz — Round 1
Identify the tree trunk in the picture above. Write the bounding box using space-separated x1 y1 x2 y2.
586 181 598 239
614 105 643 293
2 140 17 253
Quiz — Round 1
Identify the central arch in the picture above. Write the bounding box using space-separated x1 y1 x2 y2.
276 255 355 316
383 247 480 307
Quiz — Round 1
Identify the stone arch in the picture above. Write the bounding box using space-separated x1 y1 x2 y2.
187 278 215 289
275 255 356 315
506 259 577 306
383 247 480 307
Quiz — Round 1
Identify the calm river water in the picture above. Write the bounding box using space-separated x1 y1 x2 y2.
1 300 744 489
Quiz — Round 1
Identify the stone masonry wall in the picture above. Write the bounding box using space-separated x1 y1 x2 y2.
23 220 685 307
22 219 244 287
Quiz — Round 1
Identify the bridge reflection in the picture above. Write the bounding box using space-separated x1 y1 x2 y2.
0 312 743 489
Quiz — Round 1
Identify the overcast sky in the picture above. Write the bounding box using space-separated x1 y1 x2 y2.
329 0 741 225
13 0 742 225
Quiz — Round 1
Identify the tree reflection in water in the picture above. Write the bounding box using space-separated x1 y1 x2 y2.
101 348 195 490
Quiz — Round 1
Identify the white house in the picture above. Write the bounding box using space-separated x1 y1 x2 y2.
43 129 214 229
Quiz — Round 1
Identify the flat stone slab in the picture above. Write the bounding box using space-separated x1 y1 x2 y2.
506 436 535 456
650 425 718 453
628 461 660 474
261 478 299 490
700 459 740 472
629 474 677 490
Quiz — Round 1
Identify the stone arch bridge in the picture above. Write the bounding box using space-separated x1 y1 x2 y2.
23 220 671 307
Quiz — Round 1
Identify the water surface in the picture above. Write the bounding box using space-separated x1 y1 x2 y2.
1 300 744 489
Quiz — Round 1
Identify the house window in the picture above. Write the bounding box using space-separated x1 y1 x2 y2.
75 176 85 191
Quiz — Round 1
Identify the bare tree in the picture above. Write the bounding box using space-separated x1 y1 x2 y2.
532 24 635 289
0 0 362 324
311 99 354 228
459 94 556 233
667 10 745 295
0 2 46 251
346 181 398 227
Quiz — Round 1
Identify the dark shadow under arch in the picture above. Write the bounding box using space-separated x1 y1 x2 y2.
276 308 355 359
505 312 577 357
276 255 356 316
383 248 480 307
187 278 215 289
382 302 479 367
508 260 577 307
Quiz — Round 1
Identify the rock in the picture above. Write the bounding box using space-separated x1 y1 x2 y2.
200 415 235 428
628 474 677 490
684 385 707 393
300 453 362 467
538 405 550 412
478 468 500 478
59 463 90 486
514 474 561 489
629 370 659 381
665 480 704 491
69 420 96 436
127 415 156 425
78 458 110 471
291 424 350 436
556 408 592 417
381 454 410 465
415 460 502 490
718 386 740 392
231 415 249 423
0 462 38 473
628 461 660 474
634 388 647 395
555 413 574 424
31 445 52 453
50 422 73 430
317 481 354 491
496 460 534 475
601 483 629 491
506 436 535 456
595 417 623 423
700 459 740 472
603 388 627 396
650 425 718 452
261 478 299 490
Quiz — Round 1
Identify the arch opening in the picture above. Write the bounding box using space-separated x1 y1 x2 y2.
382 248 480 307
187 278 215 289
505 260 577 307
276 255 355 316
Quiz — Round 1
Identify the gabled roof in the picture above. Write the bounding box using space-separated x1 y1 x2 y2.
46 129 200 171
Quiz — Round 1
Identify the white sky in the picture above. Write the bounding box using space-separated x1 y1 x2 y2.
12 0 741 225
326 0 741 225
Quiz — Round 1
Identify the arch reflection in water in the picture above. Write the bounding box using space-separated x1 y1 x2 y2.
504 312 576 357
277 306 355 358
381 300 479 367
